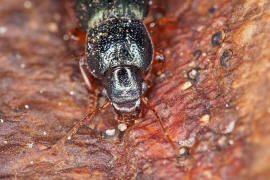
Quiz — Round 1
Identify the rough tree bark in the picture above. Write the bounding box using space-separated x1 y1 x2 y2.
0 0 269 179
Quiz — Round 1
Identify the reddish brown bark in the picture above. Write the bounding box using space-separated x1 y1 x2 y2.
0 0 270 179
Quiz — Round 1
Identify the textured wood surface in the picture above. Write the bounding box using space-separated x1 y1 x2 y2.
0 0 269 179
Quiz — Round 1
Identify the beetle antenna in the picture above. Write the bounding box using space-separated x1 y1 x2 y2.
52 101 110 151
141 97 180 157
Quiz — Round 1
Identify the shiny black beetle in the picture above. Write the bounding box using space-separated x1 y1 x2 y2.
75 0 153 117
52 0 178 156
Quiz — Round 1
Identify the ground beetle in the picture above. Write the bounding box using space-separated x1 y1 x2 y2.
54 0 179 156
76 0 153 117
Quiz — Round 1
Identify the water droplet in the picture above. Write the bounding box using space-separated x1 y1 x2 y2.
24 1 32 9
187 68 200 82
199 114 210 126
181 81 192 91
118 123 127 132
105 129 116 136
0 26 7 34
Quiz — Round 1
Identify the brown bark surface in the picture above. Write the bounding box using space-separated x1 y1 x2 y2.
0 0 270 179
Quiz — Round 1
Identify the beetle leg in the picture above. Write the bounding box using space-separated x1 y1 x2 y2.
49 56 102 152
79 56 93 91
79 56 98 113
141 97 180 157
51 101 110 152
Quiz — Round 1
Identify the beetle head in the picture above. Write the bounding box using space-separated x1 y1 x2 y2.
103 66 146 117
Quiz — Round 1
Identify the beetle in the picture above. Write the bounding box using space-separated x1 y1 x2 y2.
76 0 152 117
54 0 179 156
